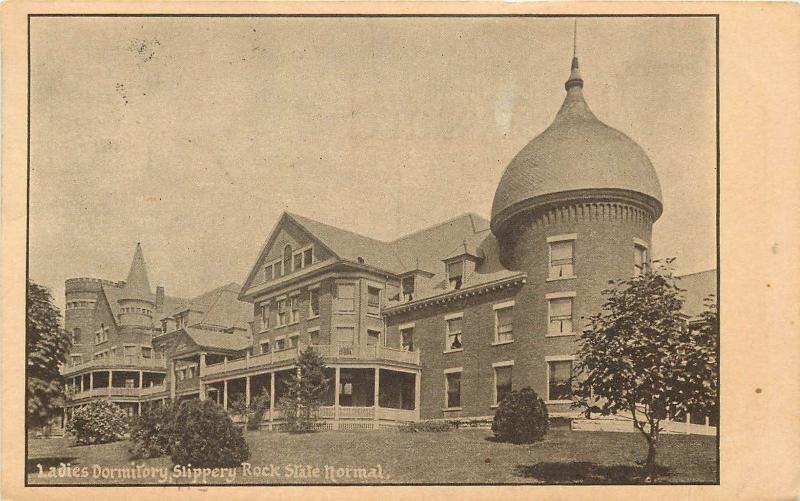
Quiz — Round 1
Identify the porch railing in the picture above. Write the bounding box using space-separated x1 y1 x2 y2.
62 355 167 376
203 343 420 379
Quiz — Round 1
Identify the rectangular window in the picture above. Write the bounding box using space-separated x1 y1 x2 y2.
303 248 313 267
494 304 514 343
494 364 513 405
293 253 303 271
445 371 461 408
549 239 575 279
141 346 152 359
334 283 356 312
123 345 137 364
401 276 415 301
400 327 414 352
274 337 287 351
288 296 300 324
547 359 573 402
367 286 381 316
308 328 320 345
447 261 464 290
260 340 270 355
276 299 287 326
634 243 649 276
335 326 355 345
367 329 380 346
289 334 299 348
445 315 463 352
308 289 320 318
259 303 270 331
264 263 274 282
70 354 82 366
548 297 574 335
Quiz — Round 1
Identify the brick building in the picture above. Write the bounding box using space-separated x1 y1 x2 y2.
61 55 716 430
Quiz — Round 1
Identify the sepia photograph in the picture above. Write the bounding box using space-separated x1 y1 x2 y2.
23 14 718 486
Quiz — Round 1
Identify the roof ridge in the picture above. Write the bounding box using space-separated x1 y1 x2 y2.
287 211 392 245
389 212 487 244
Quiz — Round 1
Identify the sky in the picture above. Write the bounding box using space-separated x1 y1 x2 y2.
29 16 717 310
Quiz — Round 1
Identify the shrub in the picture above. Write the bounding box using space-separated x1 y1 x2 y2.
246 390 271 431
67 399 129 445
491 387 549 443
129 402 178 459
398 420 455 433
170 399 250 468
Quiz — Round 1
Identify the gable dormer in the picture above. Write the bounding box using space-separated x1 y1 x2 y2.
443 242 483 290
399 268 436 302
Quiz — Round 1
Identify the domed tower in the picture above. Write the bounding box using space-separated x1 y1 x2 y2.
490 54 663 403
117 243 155 327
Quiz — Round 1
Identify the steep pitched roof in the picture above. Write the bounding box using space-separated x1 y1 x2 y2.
120 243 153 301
162 282 252 331
183 327 252 352
679 269 717 319
286 212 404 272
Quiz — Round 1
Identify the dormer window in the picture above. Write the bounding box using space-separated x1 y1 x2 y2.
447 261 464 290
401 276 415 302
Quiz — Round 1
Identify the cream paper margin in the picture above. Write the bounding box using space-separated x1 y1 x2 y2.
2 2 799 500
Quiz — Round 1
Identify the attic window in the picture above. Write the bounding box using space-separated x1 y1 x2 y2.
401 276 415 302
283 245 292 276
447 261 464 290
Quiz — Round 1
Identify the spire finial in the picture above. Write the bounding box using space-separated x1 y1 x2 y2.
565 18 584 91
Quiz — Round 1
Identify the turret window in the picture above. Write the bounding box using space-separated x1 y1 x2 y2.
634 239 649 276
71 328 82 345
547 292 576 337
547 234 576 280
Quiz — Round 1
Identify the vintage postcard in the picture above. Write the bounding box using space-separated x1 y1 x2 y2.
1 1 798 500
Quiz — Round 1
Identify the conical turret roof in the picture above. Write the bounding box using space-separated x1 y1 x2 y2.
120 243 153 302
490 55 663 234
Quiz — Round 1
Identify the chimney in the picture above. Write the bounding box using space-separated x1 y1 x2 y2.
155 286 165 310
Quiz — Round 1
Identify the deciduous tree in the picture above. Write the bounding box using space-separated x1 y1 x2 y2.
27 280 71 429
574 260 718 475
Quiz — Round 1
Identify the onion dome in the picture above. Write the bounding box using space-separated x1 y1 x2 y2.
119 243 153 302
490 56 663 235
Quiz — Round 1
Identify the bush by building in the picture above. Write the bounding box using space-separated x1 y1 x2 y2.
491 387 549 444
67 399 129 445
129 402 178 459
170 399 250 468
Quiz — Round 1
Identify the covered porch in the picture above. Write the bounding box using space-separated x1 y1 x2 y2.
204 365 420 429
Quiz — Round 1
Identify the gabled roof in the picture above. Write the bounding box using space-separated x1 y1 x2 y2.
162 282 252 331
183 327 252 352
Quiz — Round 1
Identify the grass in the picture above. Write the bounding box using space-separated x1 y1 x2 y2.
27 426 717 485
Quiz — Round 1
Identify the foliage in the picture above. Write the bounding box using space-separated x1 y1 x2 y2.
27 280 71 429
129 402 178 459
67 399 129 445
227 389 271 430
398 420 455 433
491 387 550 443
170 399 250 468
573 260 718 474
278 347 330 433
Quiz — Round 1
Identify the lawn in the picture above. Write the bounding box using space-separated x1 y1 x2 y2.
27 426 717 485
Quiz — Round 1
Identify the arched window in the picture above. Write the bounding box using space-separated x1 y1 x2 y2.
283 245 292 275
72 328 81 345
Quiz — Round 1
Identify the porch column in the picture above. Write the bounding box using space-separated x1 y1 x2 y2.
373 367 380 423
169 360 176 401
108 370 112 396
138 371 143 388
138 402 142 416
89 372 94 390
223 379 228 410
269 372 275 430
334 367 340 430
414 370 421 421
245 375 251 407
80 375 85 393
199 353 207 401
